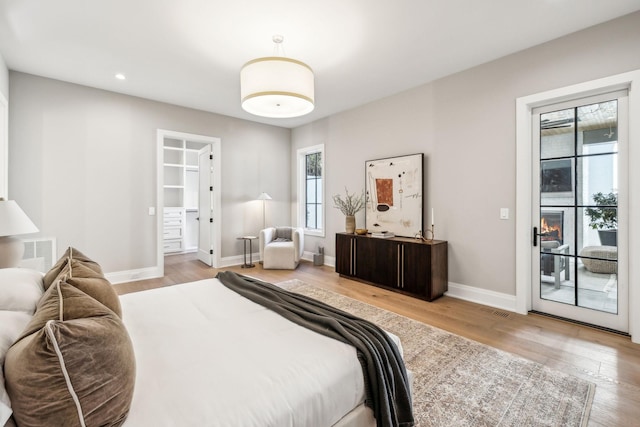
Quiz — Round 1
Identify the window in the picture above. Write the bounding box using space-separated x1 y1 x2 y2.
297 144 324 236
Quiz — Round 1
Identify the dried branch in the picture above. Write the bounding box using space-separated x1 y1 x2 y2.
332 188 365 216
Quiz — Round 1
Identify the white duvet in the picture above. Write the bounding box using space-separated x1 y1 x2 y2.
120 278 371 427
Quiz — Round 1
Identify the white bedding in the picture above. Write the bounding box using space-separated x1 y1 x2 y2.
120 278 392 427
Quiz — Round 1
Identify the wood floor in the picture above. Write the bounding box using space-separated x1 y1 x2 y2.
114 254 640 426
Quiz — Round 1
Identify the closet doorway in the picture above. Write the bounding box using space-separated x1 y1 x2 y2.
156 130 221 273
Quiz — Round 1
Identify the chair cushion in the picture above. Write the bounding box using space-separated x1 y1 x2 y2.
541 240 560 249
274 227 292 241
580 246 617 274
264 241 297 269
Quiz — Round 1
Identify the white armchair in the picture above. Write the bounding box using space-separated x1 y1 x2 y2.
259 227 304 270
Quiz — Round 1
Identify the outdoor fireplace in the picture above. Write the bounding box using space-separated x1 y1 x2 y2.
541 211 564 244
541 210 566 278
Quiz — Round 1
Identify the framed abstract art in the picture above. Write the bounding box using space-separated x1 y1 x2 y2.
365 153 423 237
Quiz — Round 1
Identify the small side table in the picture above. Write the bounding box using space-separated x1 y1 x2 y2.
237 236 258 268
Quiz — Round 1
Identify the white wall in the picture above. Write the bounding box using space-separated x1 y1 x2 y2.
0 53 8 99
9 72 291 273
0 53 8 199
292 11 640 296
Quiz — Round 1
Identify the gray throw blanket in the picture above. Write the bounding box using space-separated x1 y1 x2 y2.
216 271 414 427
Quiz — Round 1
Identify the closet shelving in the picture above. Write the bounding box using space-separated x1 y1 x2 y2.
163 138 204 253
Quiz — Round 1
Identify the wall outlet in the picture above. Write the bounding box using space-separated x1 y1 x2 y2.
149 207 156 216
500 208 509 220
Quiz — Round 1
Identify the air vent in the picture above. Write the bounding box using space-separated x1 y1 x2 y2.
479 307 511 318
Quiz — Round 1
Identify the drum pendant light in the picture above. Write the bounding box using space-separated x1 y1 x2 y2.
240 35 314 118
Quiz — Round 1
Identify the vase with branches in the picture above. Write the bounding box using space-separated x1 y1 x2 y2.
333 188 365 233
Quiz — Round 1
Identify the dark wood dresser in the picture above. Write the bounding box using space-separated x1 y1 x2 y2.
336 233 448 301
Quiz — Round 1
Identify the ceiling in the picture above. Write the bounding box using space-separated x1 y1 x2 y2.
1 1 640 129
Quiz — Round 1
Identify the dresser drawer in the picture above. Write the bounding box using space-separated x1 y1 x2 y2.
163 240 183 253
164 218 183 227
164 227 183 239
164 209 183 218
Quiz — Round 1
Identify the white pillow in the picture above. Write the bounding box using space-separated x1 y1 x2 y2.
0 268 44 314
0 310 32 425
0 268 43 425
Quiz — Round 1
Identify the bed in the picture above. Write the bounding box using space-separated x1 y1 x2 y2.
1 248 413 427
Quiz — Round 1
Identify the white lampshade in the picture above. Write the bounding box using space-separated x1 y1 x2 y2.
0 200 39 237
256 192 273 201
241 56 314 118
0 199 38 268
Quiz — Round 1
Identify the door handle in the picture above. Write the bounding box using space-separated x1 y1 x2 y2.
533 226 539 247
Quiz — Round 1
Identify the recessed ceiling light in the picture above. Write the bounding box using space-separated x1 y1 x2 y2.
115 73 126 80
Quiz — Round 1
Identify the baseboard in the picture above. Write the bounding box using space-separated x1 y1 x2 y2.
109 253 262 282
109 254 260 282
445 281 517 312
219 253 260 268
106 266 162 285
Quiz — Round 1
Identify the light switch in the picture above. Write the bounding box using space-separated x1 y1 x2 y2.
500 208 509 220
149 207 156 216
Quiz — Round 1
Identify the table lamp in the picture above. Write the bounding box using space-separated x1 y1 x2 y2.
0 198 39 268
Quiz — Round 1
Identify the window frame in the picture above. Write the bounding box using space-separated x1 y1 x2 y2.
297 144 325 237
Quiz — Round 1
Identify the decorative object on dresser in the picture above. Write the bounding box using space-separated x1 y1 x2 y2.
336 232 448 301
0 199 39 268
371 231 395 238
332 188 365 234
365 153 423 237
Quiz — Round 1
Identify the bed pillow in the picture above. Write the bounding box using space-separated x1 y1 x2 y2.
4 281 136 427
43 246 103 289
0 268 45 313
64 259 122 318
0 268 42 425
42 247 121 318
0 311 33 426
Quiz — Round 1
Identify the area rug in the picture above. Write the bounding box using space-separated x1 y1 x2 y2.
277 279 595 427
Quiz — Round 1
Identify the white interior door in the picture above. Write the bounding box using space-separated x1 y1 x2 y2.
197 146 213 266
531 91 629 332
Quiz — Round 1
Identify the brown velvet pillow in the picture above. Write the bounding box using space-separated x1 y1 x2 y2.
4 281 135 427
42 247 121 318
65 259 122 318
43 247 103 290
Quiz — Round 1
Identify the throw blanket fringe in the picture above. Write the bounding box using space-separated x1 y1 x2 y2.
216 271 414 427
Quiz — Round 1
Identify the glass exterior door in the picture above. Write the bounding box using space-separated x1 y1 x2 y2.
532 91 628 332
